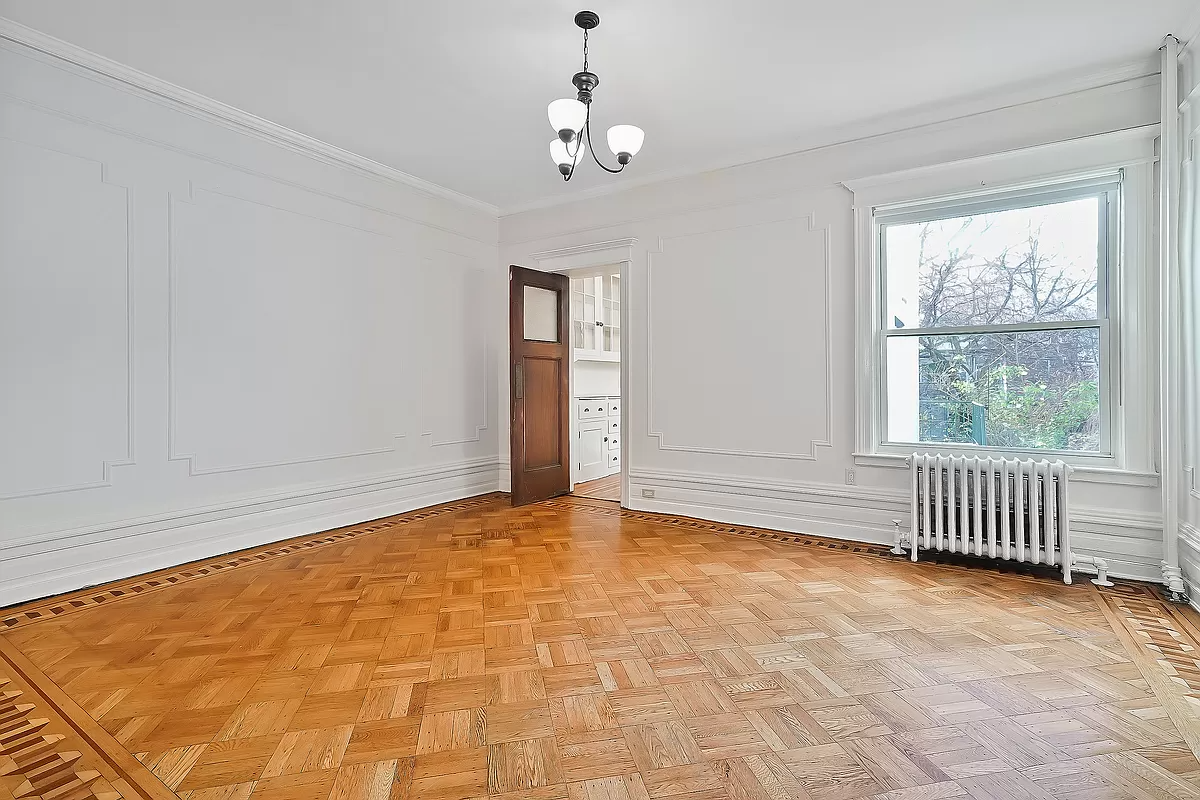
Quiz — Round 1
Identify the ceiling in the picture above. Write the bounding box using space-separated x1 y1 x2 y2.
0 1 1195 212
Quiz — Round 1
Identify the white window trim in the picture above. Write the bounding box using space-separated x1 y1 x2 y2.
844 126 1160 475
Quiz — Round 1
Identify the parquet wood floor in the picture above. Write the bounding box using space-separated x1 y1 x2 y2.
3 494 1200 800
571 475 621 502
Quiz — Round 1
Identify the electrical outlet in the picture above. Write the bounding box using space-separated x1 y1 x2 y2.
845 469 856 485
641 488 656 498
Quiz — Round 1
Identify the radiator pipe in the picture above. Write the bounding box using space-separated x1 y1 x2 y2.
1072 553 1114 587
1160 35 1189 603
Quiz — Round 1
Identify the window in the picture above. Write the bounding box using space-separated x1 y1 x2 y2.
877 178 1117 454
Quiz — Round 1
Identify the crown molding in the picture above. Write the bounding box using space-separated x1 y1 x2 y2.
0 17 499 217
840 123 1158 197
500 56 1161 217
1178 5 1200 50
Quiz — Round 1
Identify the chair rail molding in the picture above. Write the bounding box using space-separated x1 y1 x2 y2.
0 141 136 500
0 17 498 217
645 213 833 460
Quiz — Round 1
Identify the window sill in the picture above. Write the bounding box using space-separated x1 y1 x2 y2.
852 452 1159 487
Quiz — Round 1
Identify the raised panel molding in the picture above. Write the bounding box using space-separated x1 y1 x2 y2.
646 214 833 460
419 250 491 447
0 138 134 499
167 183 410 475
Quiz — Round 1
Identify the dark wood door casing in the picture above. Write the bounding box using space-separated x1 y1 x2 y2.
509 265 571 505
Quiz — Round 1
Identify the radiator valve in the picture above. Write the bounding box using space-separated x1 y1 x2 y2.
890 519 907 556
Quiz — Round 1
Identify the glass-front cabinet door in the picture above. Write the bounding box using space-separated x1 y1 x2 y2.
572 269 620 361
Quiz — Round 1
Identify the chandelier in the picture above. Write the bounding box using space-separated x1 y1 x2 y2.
547 10 645 181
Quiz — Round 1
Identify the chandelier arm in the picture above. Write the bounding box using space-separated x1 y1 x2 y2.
562 125 583 182
585 111 625 174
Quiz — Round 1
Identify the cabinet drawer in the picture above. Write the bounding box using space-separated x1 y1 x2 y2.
608 399 621 417
577 399 606 420
607 418 620 434
607 434 619 451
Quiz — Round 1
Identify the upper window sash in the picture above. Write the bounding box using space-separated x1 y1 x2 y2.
877 181 1117 337
871 176 1121 226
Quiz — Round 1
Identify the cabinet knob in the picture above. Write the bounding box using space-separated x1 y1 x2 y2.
604 437 608 442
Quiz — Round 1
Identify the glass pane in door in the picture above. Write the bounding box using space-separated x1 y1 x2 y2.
523 285 559 342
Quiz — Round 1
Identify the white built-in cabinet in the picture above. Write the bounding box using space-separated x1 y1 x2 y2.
574 396 621 482
572 270 620 361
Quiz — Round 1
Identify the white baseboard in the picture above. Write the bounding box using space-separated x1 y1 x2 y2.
625 468 908 545
498 458 512 493
0 458 501 608
1179 523 1200 613
625 467 1164 582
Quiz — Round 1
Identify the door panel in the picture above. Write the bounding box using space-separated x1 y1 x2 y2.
575 420 607 483
523 357 562 469
510 265 570 505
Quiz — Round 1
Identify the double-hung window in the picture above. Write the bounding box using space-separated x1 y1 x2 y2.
876 177 1118 455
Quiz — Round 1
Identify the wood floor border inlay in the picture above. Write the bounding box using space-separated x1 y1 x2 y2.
541 496 891 554
1110 592 1200 694
0 637 175 800
1 494 507 632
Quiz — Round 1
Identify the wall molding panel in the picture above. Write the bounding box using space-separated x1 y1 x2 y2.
165 184 417 476
0 36 500 606
645 213 834 460
0 137 136 500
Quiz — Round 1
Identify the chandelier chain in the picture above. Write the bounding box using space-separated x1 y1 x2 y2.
582 29 589 70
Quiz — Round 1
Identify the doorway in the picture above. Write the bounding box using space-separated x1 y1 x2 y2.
566 264 622 502
509 243 631 507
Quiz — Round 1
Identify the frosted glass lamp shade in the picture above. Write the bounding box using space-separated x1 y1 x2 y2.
547 98 586 136
606 125 644 158
549 137 586 168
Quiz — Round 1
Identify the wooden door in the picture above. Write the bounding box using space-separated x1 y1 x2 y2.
509 266 570 505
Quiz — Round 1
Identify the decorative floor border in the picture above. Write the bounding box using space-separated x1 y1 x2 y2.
1 493 507 632
0 637 176 800
1108 590 1200 694
545 496 1186 595
540 496 892 555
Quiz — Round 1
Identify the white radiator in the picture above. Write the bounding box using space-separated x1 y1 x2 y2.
908 454 1073 584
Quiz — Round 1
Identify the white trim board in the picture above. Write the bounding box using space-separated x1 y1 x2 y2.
0 17 499 217
1178 523 1200 613
0 457 503 607
626 468 1165 582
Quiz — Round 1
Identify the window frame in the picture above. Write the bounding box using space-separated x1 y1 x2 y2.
845 128 1161 476
874 178 1121 458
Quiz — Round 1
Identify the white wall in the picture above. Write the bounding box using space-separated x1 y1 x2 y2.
0 37 501 605
501 74 1167 580
1176 40 1200 601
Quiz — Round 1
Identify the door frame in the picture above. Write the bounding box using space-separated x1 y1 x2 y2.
524 239 636 507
